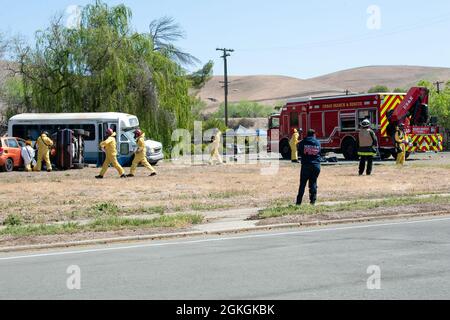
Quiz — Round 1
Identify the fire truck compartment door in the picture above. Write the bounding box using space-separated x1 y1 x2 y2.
300 113 307 138
282 114 289 136
309 112 324 138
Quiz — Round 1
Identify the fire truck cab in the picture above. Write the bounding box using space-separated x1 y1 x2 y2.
268 88 443 160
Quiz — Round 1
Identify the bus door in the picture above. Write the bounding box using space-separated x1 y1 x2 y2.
97 123 109 167
118 129 132 166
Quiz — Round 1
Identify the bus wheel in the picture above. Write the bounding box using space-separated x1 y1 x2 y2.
280 139 291 160
341 138 357 160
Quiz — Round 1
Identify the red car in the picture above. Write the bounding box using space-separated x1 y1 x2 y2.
0 136 26 172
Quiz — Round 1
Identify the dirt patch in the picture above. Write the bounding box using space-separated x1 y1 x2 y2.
0 226 192 248
1 158 450 225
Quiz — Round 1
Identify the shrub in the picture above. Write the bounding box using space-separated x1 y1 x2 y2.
3 214 23 226
214 101 274 118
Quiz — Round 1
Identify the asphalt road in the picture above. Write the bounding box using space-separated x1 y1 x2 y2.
1 216 450 299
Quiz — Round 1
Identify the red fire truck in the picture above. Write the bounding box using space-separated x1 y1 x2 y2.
267 87 443 160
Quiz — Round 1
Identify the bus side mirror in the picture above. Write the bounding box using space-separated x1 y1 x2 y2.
430 116 438 126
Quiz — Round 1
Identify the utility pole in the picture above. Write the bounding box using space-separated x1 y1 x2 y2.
434 81 444 93
216 48 234 127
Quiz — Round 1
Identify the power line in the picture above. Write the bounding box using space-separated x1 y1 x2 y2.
216 48 234 128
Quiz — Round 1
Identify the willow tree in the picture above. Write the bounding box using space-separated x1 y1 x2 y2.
15 0 194 149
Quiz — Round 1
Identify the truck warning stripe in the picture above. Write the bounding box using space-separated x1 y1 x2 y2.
380 95 403 136
407 134 444 152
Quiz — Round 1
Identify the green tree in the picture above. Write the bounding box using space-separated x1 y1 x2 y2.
0 32 7 58
8 1 196 149
368 85 390 93
393 87 407 93
417 80 450 130
149 16 200 66
214 101 274 119
187 60 214 89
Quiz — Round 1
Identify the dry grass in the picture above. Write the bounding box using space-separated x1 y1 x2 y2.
1 153 450 227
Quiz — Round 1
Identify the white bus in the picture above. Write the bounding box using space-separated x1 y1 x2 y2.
8 112 164 166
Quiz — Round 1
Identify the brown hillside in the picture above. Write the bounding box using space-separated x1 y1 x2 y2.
197 75 345 113
310 65 450 93
197 65 450 114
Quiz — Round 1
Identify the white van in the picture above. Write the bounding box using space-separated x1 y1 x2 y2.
8 112 164 166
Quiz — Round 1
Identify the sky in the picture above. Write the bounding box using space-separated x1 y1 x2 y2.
1 0 450 79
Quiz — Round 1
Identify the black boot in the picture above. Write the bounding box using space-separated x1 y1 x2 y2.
295 195 302 206
126 174 134 177
120 174 127 178
310 193 317 205
95 175 103 179
150 172 157 177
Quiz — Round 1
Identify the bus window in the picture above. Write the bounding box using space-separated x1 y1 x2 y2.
98 124 106 141
109 124 117 132
39 125 56 135
12 125 40 140
120 143 129 155
65 124 95 141
82 124 95 140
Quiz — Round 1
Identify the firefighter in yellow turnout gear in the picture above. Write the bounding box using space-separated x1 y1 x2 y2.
395 123 409 166
209 129 223 165
127 129 156 177
95 128 126 179
33 131 53 172
290 128 300 163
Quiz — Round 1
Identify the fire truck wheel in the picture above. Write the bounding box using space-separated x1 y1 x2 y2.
341 138 357 160
280 139 291 160
390 151 410 160
380 151 392 160
390 150 397 160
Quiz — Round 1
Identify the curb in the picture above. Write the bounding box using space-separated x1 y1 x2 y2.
0 210 449 253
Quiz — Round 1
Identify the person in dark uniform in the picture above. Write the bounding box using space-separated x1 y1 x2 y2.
296 129 321 205
357 119 378 175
